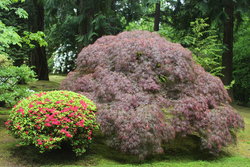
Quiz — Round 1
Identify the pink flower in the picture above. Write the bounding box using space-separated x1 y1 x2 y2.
47 109 56 112
29 104 34 108
35 92 46 97
88 130 92 135
76 120 85 127
60 129 67 133
36 101 44 105
66 133 73 138
17 108 24 113
4 120 11 126
52 121 61 125
62 117 71 123
45 123 52 127
35 125 41 130
38 142 43 145
80 100 88 109
41 110 47 114
45 98 51 102
68 112 75 117
61 107 70 113
70 106 78 112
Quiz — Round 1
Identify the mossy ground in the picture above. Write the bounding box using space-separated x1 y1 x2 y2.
0 75 249 167
27 75 67 92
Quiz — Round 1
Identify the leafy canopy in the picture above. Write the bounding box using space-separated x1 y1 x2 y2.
0 0 47 56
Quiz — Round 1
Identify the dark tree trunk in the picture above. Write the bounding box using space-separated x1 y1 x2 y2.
221 2 234 98
222 2 234 86
154 2 160 31
29 0 49 80
77 0 92 52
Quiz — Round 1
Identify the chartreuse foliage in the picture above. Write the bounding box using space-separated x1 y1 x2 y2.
5 91 99 156
182 18 224 76
0 54 12 67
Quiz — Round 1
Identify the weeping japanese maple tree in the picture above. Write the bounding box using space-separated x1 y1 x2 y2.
62 31 244 159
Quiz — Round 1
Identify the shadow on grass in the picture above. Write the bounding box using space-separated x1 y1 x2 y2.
9 144 78 167
4 133 235 167
0 107 10 115
87 134 231 165
0 115 8 128
0 120 235 167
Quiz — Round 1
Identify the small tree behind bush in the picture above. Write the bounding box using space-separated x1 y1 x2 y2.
182 18 224 76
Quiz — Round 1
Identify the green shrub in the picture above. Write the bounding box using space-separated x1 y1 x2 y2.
5 91 99 156
182 18 224 76
0 54 13 67
0 65 37 107
233 17 250 105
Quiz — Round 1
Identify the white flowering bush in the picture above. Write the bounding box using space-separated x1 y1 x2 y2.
51 44 77 74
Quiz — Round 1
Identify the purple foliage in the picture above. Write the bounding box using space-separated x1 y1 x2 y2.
62 31 244 158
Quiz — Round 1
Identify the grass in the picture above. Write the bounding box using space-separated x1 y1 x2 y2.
27 75 67 92
0 75 249 167
231 104 250 158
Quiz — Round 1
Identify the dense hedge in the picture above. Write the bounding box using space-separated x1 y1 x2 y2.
62 31 244 159
5 91 98 156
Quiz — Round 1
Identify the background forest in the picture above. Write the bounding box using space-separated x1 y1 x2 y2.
0 1 250 167
1 0 250 107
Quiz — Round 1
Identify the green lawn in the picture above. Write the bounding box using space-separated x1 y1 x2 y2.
0 75 249 167
27 75 67 92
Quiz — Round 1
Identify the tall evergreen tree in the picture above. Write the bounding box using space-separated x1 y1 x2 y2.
26 0 49 80
154 1 161 31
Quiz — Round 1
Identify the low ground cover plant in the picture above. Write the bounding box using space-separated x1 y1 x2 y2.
5 90 98 156
62 31 244 159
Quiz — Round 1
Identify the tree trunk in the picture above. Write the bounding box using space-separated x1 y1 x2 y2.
29 0 49 80
154 2 160 31
222 2 234 97
77 0 92 52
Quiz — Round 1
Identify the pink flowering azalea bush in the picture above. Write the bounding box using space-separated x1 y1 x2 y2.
62 31 244 159
5 90 98 156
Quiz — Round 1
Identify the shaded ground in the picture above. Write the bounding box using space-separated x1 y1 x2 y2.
0 75 249 167
27 75 67 92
